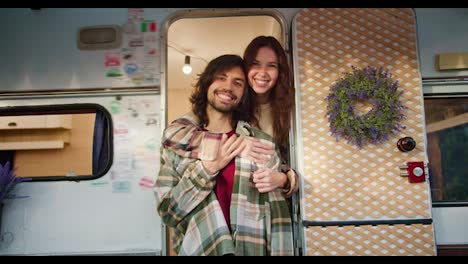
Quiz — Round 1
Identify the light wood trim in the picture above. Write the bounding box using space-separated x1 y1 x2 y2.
0 140 65 150
0 129 71 144
46 115 72 129
0 116 46 129
0 114 72 130
426 112 468 134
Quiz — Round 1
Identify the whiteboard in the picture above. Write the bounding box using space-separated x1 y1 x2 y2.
0 92 163 255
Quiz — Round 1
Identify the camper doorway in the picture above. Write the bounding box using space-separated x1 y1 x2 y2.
161 9 288 256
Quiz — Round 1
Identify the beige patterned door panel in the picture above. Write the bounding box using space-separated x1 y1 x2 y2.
292 8 436 256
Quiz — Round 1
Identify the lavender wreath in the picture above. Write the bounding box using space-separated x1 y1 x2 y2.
325 66 407 148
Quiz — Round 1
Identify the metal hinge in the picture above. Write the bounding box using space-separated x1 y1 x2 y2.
292 193 303 256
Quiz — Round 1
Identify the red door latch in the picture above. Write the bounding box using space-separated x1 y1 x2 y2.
399 161 426 183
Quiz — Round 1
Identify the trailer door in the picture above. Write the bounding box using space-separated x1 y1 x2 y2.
291 8 436 256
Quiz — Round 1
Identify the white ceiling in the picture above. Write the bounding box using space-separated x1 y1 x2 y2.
167 15 283 91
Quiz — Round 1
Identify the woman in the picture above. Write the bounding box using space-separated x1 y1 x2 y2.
243 36 298 197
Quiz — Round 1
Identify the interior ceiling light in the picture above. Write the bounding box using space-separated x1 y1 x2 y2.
182 55 192 75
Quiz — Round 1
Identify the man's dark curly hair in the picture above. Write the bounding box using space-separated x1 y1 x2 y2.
190 54 253 128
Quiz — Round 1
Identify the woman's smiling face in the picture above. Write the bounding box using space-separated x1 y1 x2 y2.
247 47 279 103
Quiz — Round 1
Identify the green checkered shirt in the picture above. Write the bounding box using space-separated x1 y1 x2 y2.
154 112 294 256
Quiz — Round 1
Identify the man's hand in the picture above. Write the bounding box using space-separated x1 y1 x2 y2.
202 133 245 175
239 136 274 165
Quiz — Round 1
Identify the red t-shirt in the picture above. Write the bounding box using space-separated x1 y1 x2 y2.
214 130 236 232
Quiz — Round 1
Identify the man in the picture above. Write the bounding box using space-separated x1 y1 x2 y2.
154 54 294 256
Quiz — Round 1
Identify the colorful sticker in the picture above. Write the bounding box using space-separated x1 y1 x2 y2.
112 181 131 193
124 63 139 76
106 67 123 77
145 137 157 152
129 36 143 47
138 177 155 190
128 8 144 22
110 100 123 114
105 52 121 67
141 20 157 32
122 48 136 61
131 72 145 85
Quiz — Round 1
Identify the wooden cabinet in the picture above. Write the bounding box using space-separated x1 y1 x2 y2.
45 115 72 129
0 116 46 129
0 115 71 130
0 115 72 150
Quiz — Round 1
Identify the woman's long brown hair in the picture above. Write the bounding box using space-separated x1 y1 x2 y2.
243 36 295 157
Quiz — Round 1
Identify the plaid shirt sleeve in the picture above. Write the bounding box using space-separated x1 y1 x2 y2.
154 145 218 228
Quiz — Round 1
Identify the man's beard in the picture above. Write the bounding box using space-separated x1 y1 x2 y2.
207 89 241 114
207 98 238 114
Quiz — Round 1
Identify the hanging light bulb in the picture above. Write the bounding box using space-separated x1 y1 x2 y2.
182 55 192 75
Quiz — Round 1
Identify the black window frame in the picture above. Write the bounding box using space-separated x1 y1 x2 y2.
0 103 113 182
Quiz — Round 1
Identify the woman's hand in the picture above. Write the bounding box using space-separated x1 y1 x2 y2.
239 136 274 165
251 167 287 193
